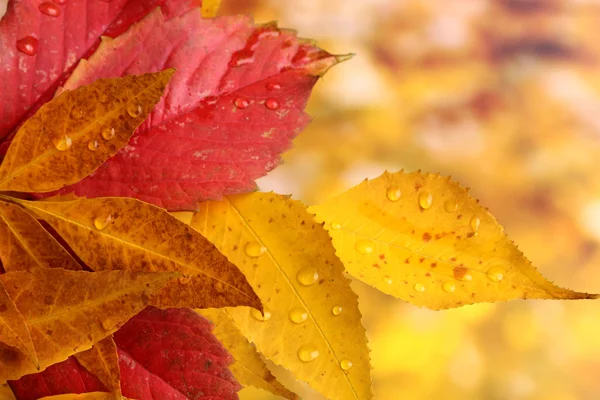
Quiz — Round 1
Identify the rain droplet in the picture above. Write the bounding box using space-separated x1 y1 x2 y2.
94 215 112 230
330 221 342 230
54 135 72 151
16 36 38 56
382 276 393 285
443 281 456 293
251 308 271 321
486 267 504 282
102 127 115 141
355 239 374 255
234 97 249 109
87 140 99 151
340 359 353 371
386 186 401 202
297 344 319 362
289 308 308 324
70 107 84 119
297 267 319 286
265 98 280 110
414 282 426 293
332 305 343 316
127 103 142 118
39 2 61 17
444 199 458 213
470 216 481 232
244 241 265 258
419 191 433 210
266 82 281 90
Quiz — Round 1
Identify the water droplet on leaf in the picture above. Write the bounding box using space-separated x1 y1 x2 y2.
127 103 142 117
251 308 271 321
244 241 265 258
289 308 308 324
265 98 279 110
234 97 249 109
88 140 99 151
330 221 342 230
486 267 504 282
332 305 343 316
54 135 72 151
386 186 401 202
102 127 115 141
39 2 61 17
382 276 393 285
443 281 456 293
444 199 458 213
419 191 433 209
340 359 353 371
297 268 318 286
94 215 112 230
16 36 38 56
355 239 374 255
470 216 481 231
414 282 426 292
266 82 281 90
297 344 319 362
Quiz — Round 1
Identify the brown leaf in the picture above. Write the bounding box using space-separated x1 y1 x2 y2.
0 70 174 193
0 200 81 272
74 337 120 396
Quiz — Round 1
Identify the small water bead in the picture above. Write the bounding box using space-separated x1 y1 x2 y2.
442 281 456 293
355 239 374 255
413 282 426 293
382 276 393 285
486 267 504 283
39 2 61 17
444 199 458 213
266 82 281 90
16 36 38 56
88 140 99 151
233 97 249 109
265 98 280 110
102 127 115 141
289 308 308 324
340 359 353 371
332 305 343 316
127 103 143 118
244 241 266 258
330 221 342 230
386 186 401 202
297 344 319 362
94 215 112 230
297 267 319 286
418 191 433 210
251 308 271 321
453 266 473 282
54 135 72 151
470 215 481 232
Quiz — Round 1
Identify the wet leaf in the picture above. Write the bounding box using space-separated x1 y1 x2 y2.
15 197 261 311
0 200 81 272
181 193 372 400
309 171 598 309
0 282 37 369
0 70 174 193
74 337 120 396
198 308 299 400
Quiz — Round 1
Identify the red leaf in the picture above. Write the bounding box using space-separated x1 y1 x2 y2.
8 307 240 400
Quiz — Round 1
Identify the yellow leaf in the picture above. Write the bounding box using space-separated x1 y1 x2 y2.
37 393 121 400
15 197 261 311
0 282 38 369
0 70 174 193
75 337 121 396
308 171 598 309
198 308 299 400
201 0 222 17
0 200 81 271
0 382 16 400
0 268 177 381
184 193 372 400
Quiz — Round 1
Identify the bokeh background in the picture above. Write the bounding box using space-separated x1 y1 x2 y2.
220 1 600 399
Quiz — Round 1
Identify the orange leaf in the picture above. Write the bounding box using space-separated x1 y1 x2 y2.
74 337 121 396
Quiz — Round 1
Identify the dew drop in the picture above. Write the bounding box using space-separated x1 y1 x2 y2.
419 191 433 210
54 135 72 151
355 239 374 255
87 140 99 151
442 281 456 293
470 215 481 231
244 241 265 258
486 267 504 282
94 215 112 230
127 103 142 118
340 359 353 371
453 266 473 282
289 308 308 324
251 308 271 321
330 221 342 230
266 82 281 90
444 199 458 213
70 107 84 119
297 267 319 286
16 36 38 56
413 282 426 293
332 305 343 316
386 186 401 202
102 127 115 141
234 97 249 109
265 98 280 110
382 276 393 285
39 2 61 17
297 344 319 362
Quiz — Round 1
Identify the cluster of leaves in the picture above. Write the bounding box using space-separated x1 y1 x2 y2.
0 1 597 400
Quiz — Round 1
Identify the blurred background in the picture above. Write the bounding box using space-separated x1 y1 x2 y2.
220 0 600 399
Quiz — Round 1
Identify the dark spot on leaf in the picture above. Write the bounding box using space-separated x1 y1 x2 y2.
430 262 437 268
422 232 432 242
43 296 54 305
453 266 469 280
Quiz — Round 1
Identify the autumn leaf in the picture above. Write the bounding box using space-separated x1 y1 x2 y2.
0 282 37 368
37 394 121 400
13 197 261 311
74 338 120 397
0 70 174 193
308 171 598 310
179 193 372 400
0 268 178 381
0 200 80 272
0 382 16 400
201 0 222 17
198 308 299 400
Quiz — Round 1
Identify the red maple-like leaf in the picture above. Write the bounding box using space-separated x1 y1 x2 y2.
9 307 240 400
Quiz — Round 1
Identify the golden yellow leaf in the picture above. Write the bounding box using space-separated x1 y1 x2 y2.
198 308 299 400
0 200 81 272
74 337 120 396
201 0 222 17
308 171 598 309
0 268 177 381
0 382 16 400
15 197 261 311
0 70 174 193
37 393 121 400
0 282 37 368
184 193 372 400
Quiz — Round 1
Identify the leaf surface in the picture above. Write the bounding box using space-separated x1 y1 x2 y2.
37 394 120 400
0 281 37 369
0 70 174 192
114 307 240 400
0 268 177 381
74 337 120 396
198 308 299 400
183 193 372 400
0 200 80 272
0 382 16 400
15 197 261 311
309 171 599 309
